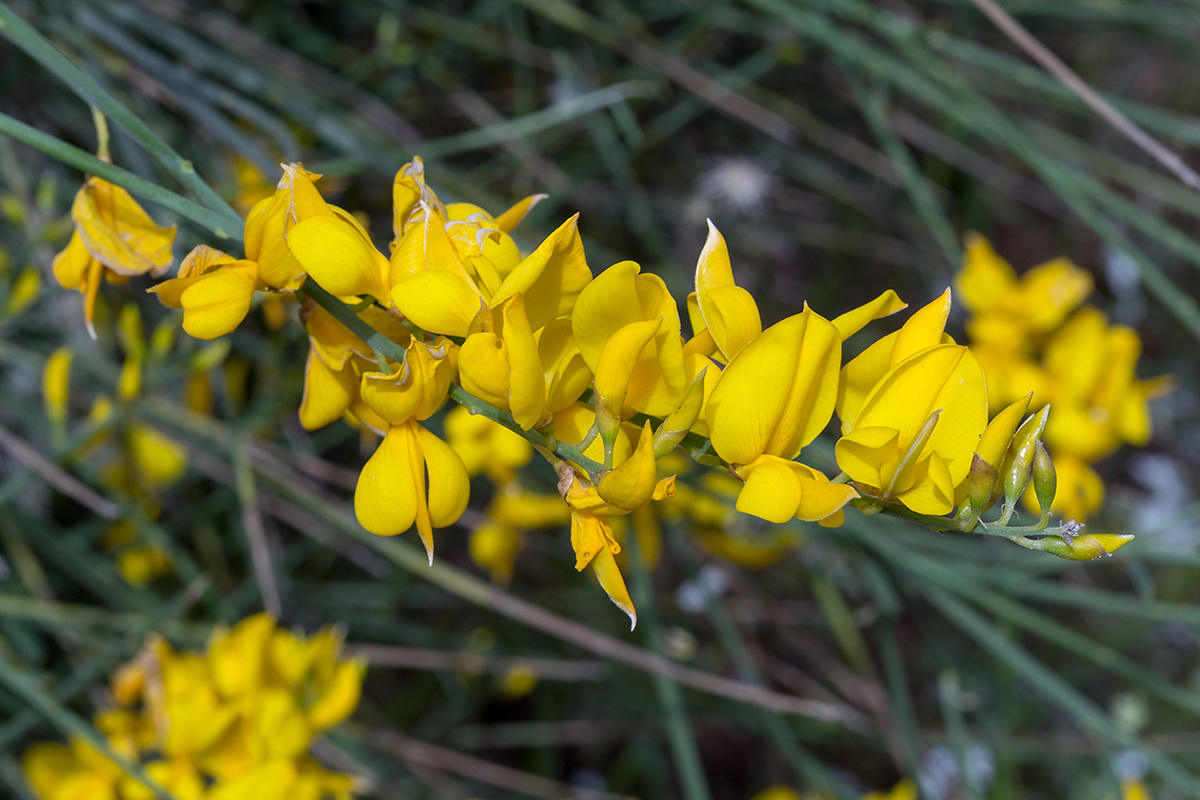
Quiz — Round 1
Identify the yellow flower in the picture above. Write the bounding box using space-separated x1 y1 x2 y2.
836 290 988 516
688 220 762 363
150 244 264 340
559 423 676 628
706 306 858 525
957 232 1092 350
53 176 176 338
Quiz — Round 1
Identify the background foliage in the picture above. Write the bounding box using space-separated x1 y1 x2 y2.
1 0 1199 798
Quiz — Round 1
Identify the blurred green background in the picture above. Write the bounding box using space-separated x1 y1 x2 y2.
2 0 1200 798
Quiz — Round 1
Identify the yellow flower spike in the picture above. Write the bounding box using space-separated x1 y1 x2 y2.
5 265 40 315
243 163 335 290
836 339 988 516
299 349 359 431
360 337 454 425
458 294 547 430
354 420 470 562
288 215 392 305
537 319 593 413
1040 532 1133 561
707 307 842 466
42 346 73 433
692 219 762 362
573 260 687 417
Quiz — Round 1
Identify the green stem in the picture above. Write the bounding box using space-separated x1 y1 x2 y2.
0 111 238 240
0 1 242 230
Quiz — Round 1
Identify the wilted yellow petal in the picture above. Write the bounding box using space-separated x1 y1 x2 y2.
72 177 176 277
288 216 391 304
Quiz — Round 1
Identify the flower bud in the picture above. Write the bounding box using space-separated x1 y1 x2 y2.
1000 405 1050 523
1039 532 1132 561
653 367 706 460
1032 440 1057 528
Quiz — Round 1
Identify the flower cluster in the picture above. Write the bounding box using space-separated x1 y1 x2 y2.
957 234 1172 521
49 159 1169 625
22 614 363 800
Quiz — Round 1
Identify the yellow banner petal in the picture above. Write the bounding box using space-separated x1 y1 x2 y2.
890 288 951 367
392 270 485 338
494 214 592 331
180 268 258 340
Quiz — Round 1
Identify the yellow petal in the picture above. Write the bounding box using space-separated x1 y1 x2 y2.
853 345 987 487
737 457 802 523
831 289 907 341
494 214 592 330
976 394 1031 470
288 216 391 304
72 178 176 277
51 230 93 290
180 268 258 339
127 424 188 490
890 288 951 367
593 318 661 417
307 660 363 730
592 543 637 630
956 233 1017 314
707 309 841 465
598 422 658 511
392 269 485 338
496 294 546 430
895 451 956 515
494 193 548 233
834 425 900 492
1020 257 1093 332
6 265 41 315
43 346 73 427
790 462 859 521
355 424 420 536
360 339 453 425
414 423 470 530
694 221 762 360
539 319 592 413
300 349 357 430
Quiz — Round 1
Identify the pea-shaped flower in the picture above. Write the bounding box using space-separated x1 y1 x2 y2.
705 307 859 526
835 290 988 516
